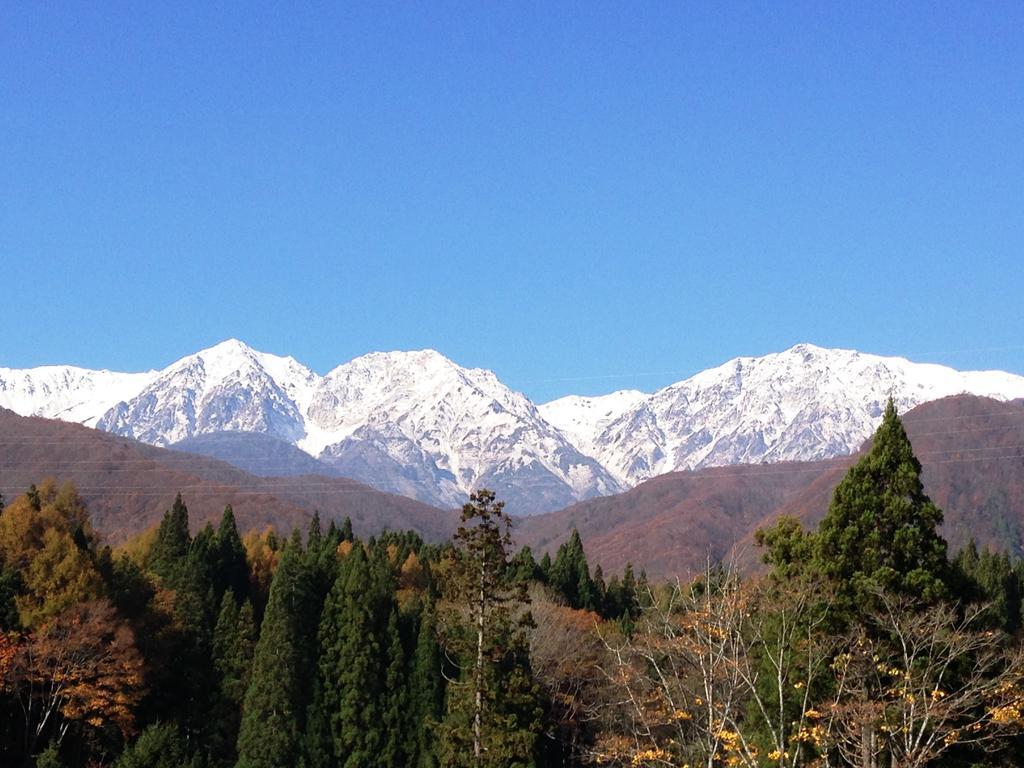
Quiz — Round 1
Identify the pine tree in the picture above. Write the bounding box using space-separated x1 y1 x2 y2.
148 494 192 585
409 601 445 768
549 536 579 607
304 544 393 768
0 566 20 630
115 723 202 768
215 505 250 605
236 542 313 768
538 552 551 584
175 533 221 745
549 530 597 611
440 489 542 767
955 542 1022 632
816 398 949 607
381 607 409 768
592 564 607 616
212 592 256 763
304 515 340 614
510 546 540 586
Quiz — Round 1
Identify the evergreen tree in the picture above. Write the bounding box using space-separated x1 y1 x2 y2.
440 490 542 767
510 546 540 586
304 515 340 615
212 592 257 764
816 398 949 607
409 601 445 768
148 494 192 584
0 566 21 630
27 483 41 511
340 517 354 542
538 552 551 584
325 519 340 545
115 724 202 768
954 541 1022 632
34 743 65 768
755 514 816 581
608 562 640 632
591 564 607 616
549 535 579 607
214 506 250 605
304 544 393 768
381 607 409 768
549 530 597 611
236 542 313 768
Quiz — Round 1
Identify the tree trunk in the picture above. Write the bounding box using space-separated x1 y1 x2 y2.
474 561 485 766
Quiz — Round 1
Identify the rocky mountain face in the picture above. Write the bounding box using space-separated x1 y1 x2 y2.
517 395 1024 579
0 341 619 512
96 340 317 445
541 344 1024 486
302 349 622 510
0 365 156 427
3 340 1024 513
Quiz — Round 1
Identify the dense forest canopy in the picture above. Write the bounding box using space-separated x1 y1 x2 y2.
2 400 1024 767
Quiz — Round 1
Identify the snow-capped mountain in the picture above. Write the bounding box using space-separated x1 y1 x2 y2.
0 365 156 427
3 340 1024 512
96 339 318 445
0 340 617 512
303 350 622 510
538 389 647 459
542 344 1024 487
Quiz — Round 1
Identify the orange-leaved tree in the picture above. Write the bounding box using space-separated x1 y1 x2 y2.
8 599 146 758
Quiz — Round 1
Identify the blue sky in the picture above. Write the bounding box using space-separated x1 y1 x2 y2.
2 2 1022 402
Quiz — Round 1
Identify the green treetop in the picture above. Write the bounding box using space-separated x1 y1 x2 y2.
236 541 313 768
816 397 949 606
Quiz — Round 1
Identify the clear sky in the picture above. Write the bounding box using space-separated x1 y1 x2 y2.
2 2 1022 402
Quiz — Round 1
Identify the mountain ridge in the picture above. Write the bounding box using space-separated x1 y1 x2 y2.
516 394 1024 578
3 340 1024 513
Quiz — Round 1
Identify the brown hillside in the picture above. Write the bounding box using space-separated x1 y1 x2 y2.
743 394 1024 557
517 395 1024 580
0 409 457 544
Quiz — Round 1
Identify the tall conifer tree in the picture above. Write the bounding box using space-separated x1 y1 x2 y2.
409 601 444 768
440 490 542 767
215 505 250 605
816 397 949 606
236 542 312 768
305 544 391 768
212 592 256 763
148 494 192 584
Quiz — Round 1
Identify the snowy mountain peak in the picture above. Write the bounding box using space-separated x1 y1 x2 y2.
568 344 1024 486
3 340 1024 513
539 389 647 459
94 340 314 446
0 365 157 427
306 348 619 510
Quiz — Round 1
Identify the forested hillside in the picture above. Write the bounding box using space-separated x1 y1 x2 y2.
518 395 1024 577
3 400 1024 767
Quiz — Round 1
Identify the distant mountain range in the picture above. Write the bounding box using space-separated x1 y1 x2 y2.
3 395 1022 581
3 340 1024 513
518 395 1024 578
0 407 455 545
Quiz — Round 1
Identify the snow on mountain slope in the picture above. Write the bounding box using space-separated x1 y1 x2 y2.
576 344 1024 486
4 340 1024 513
0 366 156 427
0 342 621 513
304 350 622 511
539 389 646 458
96 339 318 445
